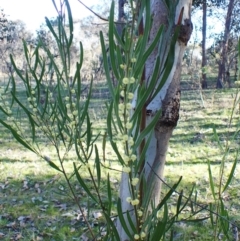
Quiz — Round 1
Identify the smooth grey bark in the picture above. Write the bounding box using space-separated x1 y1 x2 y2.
143 0 193 209
117 0 193 240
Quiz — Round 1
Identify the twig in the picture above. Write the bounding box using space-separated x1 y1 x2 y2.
76 0 109 22
146 162 240 230
76 0 126 25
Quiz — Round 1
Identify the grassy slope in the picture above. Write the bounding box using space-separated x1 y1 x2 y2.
164 88 240 240
0 81 239 240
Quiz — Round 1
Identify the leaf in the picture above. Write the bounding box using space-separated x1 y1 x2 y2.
79 42 84 70
73 163 98 203
223 150 238 192
11 93 38 141
100 31 114 97
150 26 180 102
116 198 132 238
151 204 168 240
135 0 151 64
220 199 230 239
110 140 125 165
85 114 92 149
106 174 112 215
103 213 121 241
51 0 58 13
74 62 81 97
102 132 107 162
134 109 162 150
65 0 73 47
134 25 164 79
141 175 154 210
0 119 37 154
108 1 120 80
131 85 148 121
44 158 63 173
145 56 161 101
212 125 223 151
157 176 182 211
209 203 214 227
80 79 93 123
45 17 59 43
113 24 125 49
126 210 137 234
107 102 114 139
94 145 101 188
179 184 195 214
10 55 25 81
176 190 183 219
22 40 30 64
136 132 153 172
207 159 216 200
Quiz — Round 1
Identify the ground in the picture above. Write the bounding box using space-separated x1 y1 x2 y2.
0 80 240 240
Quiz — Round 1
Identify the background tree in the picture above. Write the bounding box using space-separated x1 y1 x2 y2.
216 0 235 88
0 10 32 79
0 8 8 41
192 0 229 89
116 0 126 35
77 15 105 82
201 0 207 88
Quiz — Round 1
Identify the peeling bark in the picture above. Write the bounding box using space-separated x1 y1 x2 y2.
146 45 185 204
117 0 192 239
144 0 192 205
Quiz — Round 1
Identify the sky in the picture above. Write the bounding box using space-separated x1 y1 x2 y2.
0 0 97 32
0 0 224 47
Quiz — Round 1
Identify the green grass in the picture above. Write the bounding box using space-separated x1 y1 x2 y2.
0 80 240 240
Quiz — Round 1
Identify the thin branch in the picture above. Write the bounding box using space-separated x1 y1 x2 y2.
76 0 126 25
146 162 240 230
76 0 109 22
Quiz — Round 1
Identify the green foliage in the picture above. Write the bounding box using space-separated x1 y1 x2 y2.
0 1 239 241
206 39 240 240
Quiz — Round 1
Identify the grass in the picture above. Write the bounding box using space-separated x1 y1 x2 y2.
0 80 240 240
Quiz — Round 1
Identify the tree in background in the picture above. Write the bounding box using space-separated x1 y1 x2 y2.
191 0 240 89
0 8 8 41
216 0 235 88
0 9 33 78
193 0 208 88
192 0 230 89
201 0 208 88
77 15 106 82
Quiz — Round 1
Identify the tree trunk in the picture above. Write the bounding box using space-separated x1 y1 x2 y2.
216 0 235 88
117 0 125 36
201 0 207 89
117 0 193 239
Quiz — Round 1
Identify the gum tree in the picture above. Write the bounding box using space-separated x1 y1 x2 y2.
192 0 228 89
106 0 193 239
216 0 235 88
